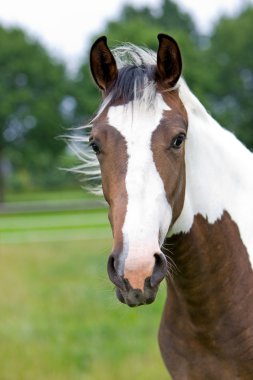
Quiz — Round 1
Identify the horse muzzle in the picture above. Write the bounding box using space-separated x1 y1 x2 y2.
107 252 167 307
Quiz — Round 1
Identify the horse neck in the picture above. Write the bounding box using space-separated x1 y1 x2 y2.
164 82 253 337
172 81 253 263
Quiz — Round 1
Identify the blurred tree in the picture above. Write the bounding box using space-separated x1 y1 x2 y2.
0 25 71 201
203 6 253 149
75 1 253 151
2 1 252 199
155 0 198 42
74 0 202 125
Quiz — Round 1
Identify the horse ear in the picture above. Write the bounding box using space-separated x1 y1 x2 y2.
90 36 118 92
156 34 182 88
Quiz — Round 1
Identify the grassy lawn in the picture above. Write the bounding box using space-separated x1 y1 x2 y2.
1 209 110 244
0 208 170 380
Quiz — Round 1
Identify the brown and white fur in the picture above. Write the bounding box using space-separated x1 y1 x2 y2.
74 34 253 379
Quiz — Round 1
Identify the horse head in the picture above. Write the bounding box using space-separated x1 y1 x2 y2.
89 34 188 306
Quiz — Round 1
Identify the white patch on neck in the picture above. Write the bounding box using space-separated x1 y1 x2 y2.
108 94 172 274
171 79 253 267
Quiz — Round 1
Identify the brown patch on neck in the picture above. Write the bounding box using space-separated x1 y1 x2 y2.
167 212 253 311
159 211 253 378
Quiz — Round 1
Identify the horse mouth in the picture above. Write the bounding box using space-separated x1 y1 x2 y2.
115 278 159 307
108 252 167 307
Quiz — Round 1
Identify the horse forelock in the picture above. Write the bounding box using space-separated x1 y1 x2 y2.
98 44 158 115
107 65 156 107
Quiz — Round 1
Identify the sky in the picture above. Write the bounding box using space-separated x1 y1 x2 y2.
0 0 251 73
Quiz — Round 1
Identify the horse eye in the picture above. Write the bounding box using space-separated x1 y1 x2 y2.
171 133 186 149
89 141 100 155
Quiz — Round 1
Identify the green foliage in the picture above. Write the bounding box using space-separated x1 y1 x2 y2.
202 6 253 148
1 0 253 198
74 1 253 151
74 0 202 125
0 26 69 154
0 25 76 198
155 0 197 41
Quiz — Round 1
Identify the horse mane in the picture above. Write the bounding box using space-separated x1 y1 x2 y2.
68 43 210 194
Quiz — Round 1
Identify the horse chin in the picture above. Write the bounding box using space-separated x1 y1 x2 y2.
115 282 159 307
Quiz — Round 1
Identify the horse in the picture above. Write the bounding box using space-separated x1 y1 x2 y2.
75 34 253 379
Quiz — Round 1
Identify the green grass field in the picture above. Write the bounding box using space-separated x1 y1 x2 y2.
0 203 170 380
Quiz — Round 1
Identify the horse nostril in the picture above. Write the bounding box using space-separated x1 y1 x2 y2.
107 254 125 290
150 253 167 288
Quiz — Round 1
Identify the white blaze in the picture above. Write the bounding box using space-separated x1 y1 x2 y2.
108 94 172 274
